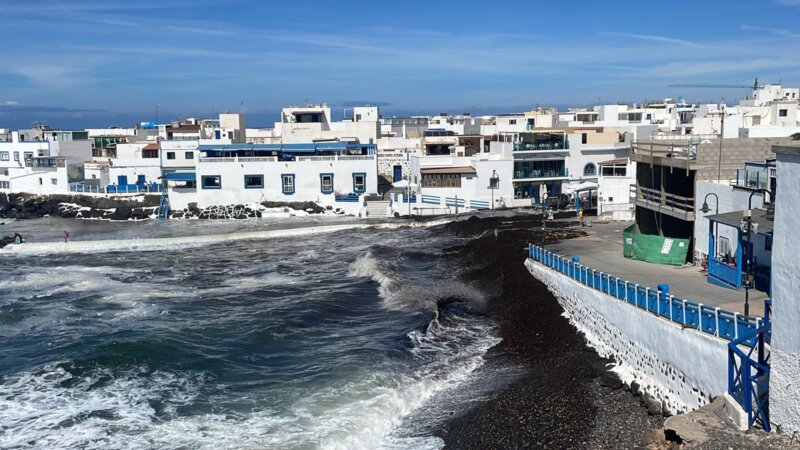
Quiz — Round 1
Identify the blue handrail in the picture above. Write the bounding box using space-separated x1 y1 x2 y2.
527 243 763 344
728 312 771 431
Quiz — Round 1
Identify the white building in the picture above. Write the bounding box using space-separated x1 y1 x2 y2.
165 142 378 215
394 138 513 216
275 104 380 145
597 158 636 221
765 144 800 434
0 130 86 194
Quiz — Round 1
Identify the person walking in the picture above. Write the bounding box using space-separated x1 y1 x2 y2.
64 230 70 243
578 209 585 227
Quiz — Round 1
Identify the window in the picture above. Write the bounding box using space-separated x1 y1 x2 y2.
51 178 58 185
0 152 8 161
421 173 462 188
24 152 33 161
244 174 264 189
142 150 158 158
509 119 517 125
282 174 295 195
320 173 334 194
581 133 588 144
167 152 176 160
352 173 366 193
201 175 221 189
185 151 194 160
356 114 362 121
583 163 596 177
601 165 627 177
752 116 761 126
13 152 19 161
779 109 788 117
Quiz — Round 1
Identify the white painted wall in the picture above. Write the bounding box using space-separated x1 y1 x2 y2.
188 156 378 209
693 181 766 263
527 260 729 414
769 148 800 434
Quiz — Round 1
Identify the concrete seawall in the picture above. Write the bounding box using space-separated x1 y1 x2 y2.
526 259 729 414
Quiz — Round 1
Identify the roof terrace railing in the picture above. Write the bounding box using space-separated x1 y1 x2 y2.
527 243 763 345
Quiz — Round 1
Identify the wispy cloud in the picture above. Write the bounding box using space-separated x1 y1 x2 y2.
741 24 800 39
600 32 700 46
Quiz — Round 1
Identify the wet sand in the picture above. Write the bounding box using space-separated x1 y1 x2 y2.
435 214 664 449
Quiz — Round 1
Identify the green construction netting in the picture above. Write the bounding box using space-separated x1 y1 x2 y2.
622 224 690 266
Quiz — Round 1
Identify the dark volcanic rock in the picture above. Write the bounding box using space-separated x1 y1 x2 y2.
0 236 13 249
0 192 160 221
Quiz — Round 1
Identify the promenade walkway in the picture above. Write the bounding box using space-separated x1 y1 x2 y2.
544 220 768 317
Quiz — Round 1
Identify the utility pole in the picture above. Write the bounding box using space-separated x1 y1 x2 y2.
717 104 725 182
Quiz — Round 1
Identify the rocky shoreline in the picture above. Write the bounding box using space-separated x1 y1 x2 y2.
0 193 339 221
434 215 666 449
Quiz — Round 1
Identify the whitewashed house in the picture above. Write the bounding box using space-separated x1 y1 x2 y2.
0 130 89 195
597 158 636 221
165 142 378 215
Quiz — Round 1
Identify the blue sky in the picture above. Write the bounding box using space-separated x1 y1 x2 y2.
1 0 800 128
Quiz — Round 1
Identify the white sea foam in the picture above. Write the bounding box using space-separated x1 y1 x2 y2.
348 251 485 312
0 315 499 450
0 219 455 256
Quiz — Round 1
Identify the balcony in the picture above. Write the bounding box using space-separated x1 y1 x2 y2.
513 140 568 151
631 185 695 221
731 166 769 191
513 168 569 180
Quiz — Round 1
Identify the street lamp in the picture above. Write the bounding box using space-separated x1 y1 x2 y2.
489 170 500 210
700 192 719 215
741 189 769 316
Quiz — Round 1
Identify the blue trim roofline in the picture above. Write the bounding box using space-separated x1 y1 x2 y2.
199 142 376 156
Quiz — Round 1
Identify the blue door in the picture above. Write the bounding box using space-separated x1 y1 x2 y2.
117 175 127 186
393 165 402 183
137 175 146 188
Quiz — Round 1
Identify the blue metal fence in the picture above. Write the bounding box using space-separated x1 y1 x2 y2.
728 317 771 431
528 243 763 344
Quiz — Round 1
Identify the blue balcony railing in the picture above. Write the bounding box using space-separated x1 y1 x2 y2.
528 244 763 344
708 257 740 288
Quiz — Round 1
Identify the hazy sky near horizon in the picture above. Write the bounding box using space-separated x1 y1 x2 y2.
1 0 800 128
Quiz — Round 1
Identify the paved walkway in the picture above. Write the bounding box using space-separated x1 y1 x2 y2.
545 220 768 317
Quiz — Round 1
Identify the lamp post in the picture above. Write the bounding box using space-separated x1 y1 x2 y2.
701 193 720 267
741 189 768 316
489 170 500 210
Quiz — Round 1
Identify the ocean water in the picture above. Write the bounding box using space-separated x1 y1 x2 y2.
0 218 501 449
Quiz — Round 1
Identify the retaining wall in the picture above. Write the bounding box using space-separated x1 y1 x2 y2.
526 259 730 414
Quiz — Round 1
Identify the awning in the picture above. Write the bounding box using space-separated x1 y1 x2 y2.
707 208 774 235
163 172 196 181
563 181 598 193
142 143 160 151
421 166 477 175
280 143 317 153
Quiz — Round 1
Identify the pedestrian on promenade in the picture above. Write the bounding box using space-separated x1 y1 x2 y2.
64 230 70 243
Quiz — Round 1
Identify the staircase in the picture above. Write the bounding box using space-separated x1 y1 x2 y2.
157 191 170 219
365 199 389 219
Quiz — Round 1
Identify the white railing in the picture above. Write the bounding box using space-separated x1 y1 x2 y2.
238 157 278 162
337 155 374 161
297 156 336 161
198 157 236 163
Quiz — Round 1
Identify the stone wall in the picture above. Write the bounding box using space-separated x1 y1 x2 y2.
526 259 729 415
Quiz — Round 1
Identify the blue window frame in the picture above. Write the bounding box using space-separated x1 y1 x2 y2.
244 174 264 189
281 174 295 195
320 173 334 194
352 172 366 193
201 175 222 189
